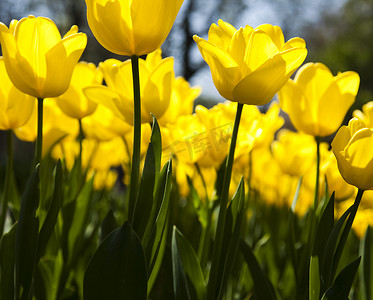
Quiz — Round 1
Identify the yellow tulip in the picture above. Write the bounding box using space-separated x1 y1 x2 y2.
332 117 373 190
272 129 315 177
0 57 34 130
279 62 360 137
54 62 102 119
193 20 307 105
85 0 183 56
0 16 87 99
84 49 174 124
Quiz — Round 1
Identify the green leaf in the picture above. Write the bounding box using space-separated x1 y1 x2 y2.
330 190 363 282
132 142 156 239
322 256 361 300
360 226 373 300
217 177 245 299
172 226 206 300
143 160 172 275
67 176 94 264
150 114 162 188
321 203 354 288
15 165 40 300
0 222 17 300
309 257 321 300
99 209 118 244
240 239 277 300
35 251 63 300
172 228 191 300
310 192 335 299
83 221 147 300
142 161 169 247
147 216 169 293
37 160 63 261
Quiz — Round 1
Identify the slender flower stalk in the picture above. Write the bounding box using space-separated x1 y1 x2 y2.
35 97 44 166
0 130 14 235
77 118 85 175
313 136 321 209
128 55 141 221
207 102 243 300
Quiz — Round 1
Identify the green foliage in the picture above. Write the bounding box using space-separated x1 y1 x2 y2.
83 221 147 300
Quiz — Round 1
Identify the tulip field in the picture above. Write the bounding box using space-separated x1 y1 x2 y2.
0 1 373 300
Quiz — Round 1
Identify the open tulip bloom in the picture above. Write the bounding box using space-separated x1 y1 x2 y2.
0 16 87 99
279 62 360 137
193 20 307 106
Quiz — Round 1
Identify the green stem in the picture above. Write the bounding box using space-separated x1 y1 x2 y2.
0 130 14 236
35 97 44 166
77 119 84 171
128 55 141 222
313 136 321 210
207 102 243 300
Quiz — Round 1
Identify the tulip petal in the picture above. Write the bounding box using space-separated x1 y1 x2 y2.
194 35 240 100
89 0 133 55
332 125 351 154
14 16 62 80
43 33 87 98
318 81 355 135
233 54 288 105
295 63 333 98
143 57 174 120
208 19 237 50
255 24 284 49
0 23 40 97
83 85 125 121
130 0 183 55
281 37 306 52
245 30 279 71
335 71 360 95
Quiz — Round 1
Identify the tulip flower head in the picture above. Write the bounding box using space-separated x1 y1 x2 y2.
84 49 175 124
85 0 184 56
54 62 103 119
279 62 360 137
193 20 307 105
272 129 316 177
0 16 87 99
332 118 373 190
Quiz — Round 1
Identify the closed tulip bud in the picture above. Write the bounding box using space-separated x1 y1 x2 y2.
85 0 183 56
0 16 87 98
279 62 360 137
332 118 373 190
193 20 307 105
